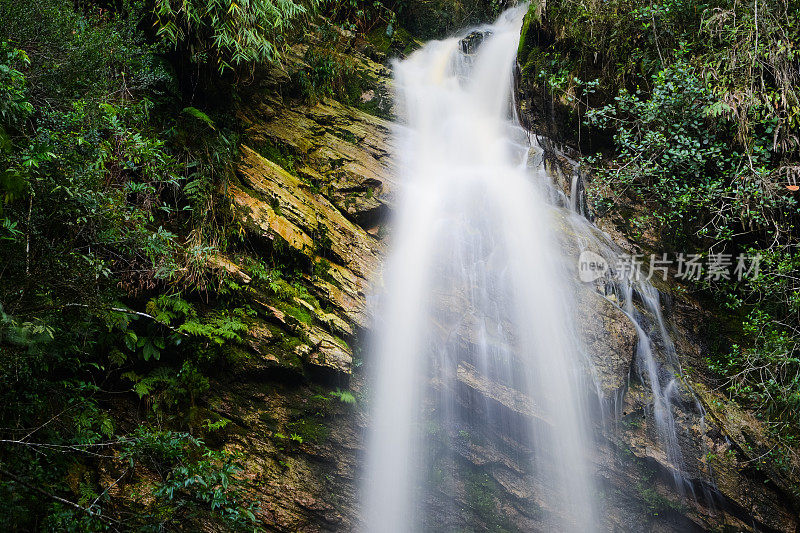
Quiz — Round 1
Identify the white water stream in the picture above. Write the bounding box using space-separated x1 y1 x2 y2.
361 6 699 531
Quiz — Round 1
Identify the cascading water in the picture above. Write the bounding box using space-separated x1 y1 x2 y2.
362 5 702 531
566 206 710 496
362 8 595 531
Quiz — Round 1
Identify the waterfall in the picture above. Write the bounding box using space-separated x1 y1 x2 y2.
362 5 697 531
362 8 595 531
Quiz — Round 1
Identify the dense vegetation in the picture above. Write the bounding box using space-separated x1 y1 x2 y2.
0 0 410 528
518 0 799 464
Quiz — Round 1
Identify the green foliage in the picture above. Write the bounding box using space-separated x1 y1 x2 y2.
297 46 360 104
178 309 249 345
0 0 454 528
285 417 329 444
0 8 184 295
380 0 503 40
121 428 259 529
0 44 33 230
153 0 319 73
0 1 255 528
329 0 399 34
708 248 800 433
0 44 32 129
124 361 210 409
522 0 799 159
254 138 298 176
183 106 216 130
329 388 357 405
585 60 751 244
522 0 800 444
583 55 797 284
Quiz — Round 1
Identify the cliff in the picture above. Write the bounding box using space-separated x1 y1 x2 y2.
183 20 800 532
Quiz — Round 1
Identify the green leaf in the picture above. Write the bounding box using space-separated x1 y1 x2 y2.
182 107 216 130
142 340 160 361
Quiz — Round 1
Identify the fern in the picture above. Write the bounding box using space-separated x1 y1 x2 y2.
178 310 248 345
146 294 197 326
330 389 357 405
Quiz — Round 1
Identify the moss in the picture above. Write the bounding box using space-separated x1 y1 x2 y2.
267 279 322 327
366 21 417 58
343 74 367 108
312 223 334 258
519 45 540 80
271 334 305 370
517 6 535 64
339 129 358 144
251 138 298 176
296 46 364 107
285 417 329 444
637 484 686 517
222 345 253 365
466 472 496 518
312 258 340 288
464 470 519 531
366 26 392 56
258 410 280 430
269 276 322 310
355 98 380 118
621 414 643 429
427 465 446 487
283 303 314 325
399 0 498 41
279 334 304 352
329 334 350 351
305 393 332 417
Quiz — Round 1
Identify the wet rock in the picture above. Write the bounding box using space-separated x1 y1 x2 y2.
576 289 637 403
236 146 381 274
399 0 500 40
297 323 353 381
456 361 545 423
460 30 492 55
207 254 253 284
242 320 305 377
693 384 800 530
232 146 382 328
240 76 395 230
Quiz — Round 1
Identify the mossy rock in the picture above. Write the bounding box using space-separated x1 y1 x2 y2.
285 417 330 445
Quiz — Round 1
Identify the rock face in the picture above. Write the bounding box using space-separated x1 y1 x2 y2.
237 39 396 233
233 145 382 329
209 29 800 533
576 288 637 403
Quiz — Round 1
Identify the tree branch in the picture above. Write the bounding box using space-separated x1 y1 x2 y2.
62 303 188 337
0 466 122 529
